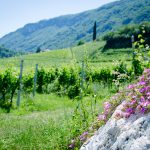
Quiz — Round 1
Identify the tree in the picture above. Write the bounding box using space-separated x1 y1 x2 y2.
93 21 97 41
36 47 41 53
77 40 84 46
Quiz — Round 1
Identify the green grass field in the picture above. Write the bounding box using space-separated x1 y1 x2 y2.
0 94 75 149
0 41 133 72
0 83 115 149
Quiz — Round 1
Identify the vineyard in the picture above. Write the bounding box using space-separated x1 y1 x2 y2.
0 40 136 112
0 61 135 110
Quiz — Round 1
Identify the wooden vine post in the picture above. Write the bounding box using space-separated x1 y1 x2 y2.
17 60 24 107
33 64 38 97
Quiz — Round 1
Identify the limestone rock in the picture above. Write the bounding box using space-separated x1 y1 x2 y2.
80 109 150 150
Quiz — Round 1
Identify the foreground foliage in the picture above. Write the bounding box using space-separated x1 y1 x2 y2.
0 61 135 111
69 68 150 149
0 87 112 150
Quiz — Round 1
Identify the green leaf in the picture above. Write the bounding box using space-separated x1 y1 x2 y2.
138 34 142 39
140 39 145 43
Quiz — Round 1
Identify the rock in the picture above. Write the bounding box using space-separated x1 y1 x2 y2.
80 108 150 150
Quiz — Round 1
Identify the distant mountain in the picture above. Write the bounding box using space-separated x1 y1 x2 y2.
0 0 150 52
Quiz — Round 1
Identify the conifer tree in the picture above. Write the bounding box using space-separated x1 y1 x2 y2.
93 21 97 41
36 47 41 53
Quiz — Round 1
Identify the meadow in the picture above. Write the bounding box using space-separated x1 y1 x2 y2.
0 85 116 149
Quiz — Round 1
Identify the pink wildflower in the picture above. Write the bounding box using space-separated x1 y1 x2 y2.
104 102 111 110
128 84 135 89
114 110 123 119
136 105 142 112
140 96 145 102
69 140 75 149
126 108 134 114
138 81 146 86
130 99 137 106
122 112 130 118
79 132 89 142
147 92 150 96
98 114 106 121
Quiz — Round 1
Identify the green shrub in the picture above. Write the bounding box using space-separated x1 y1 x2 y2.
102 22 150 50
23 73 34 94
0 68 19 112
37 68 46 93
77 40 85 46
67 84 80 99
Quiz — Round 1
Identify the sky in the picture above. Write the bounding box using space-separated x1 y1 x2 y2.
0 0 116 38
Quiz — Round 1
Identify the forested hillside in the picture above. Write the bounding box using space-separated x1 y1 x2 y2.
0 45 21 58
0 0 149 52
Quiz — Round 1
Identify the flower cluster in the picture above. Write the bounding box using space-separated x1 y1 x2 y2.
79 131 89 142
98 102 112 122
68 140 76 149
98 68 150 121
68 132 89 149
69 68 150 149
115 69 150 119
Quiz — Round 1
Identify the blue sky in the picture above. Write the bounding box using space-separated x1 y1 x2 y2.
0 0 116 37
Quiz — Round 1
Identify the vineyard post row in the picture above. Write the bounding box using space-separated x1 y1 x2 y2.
16 60 38 107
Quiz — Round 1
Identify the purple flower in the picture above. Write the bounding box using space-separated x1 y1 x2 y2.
140 107 147 114
104 109 111 115
140 96 145 102
130 99 137 105
79 132 89 142
98 114 106 121
138 81 146 86
126 108 134 114
69 143 75 149
104 102 111 110
147 92 150 95
128 84 135 89
139 87 149 93
141 101 150 107
69 140 75 149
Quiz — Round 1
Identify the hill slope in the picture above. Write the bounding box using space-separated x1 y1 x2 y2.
0 41 133 71
0 0 150 52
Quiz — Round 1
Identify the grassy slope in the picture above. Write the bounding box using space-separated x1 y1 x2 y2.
0 41 132 71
